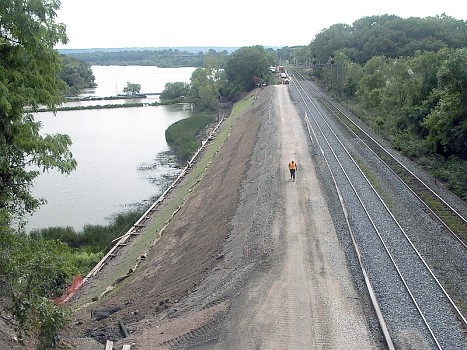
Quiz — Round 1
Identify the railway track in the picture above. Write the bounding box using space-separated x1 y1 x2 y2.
289 70 467 349
292 70 467 248
309 79 467 248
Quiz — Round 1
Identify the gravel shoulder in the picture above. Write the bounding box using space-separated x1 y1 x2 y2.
59 85 383 349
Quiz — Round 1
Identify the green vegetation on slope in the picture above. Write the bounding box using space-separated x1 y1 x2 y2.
165 113 217 163
72 94 256 306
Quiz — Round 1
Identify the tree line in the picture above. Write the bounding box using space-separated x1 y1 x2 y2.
64 48 209 67
59 55 96 95
283 14 467 66
290 15 466 199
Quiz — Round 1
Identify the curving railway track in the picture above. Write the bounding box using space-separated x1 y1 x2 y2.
288 70 467 349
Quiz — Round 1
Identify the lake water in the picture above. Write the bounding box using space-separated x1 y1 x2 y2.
81 65 194 97
26 66 196 231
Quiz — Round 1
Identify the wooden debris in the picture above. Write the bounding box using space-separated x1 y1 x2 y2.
118 319 129 338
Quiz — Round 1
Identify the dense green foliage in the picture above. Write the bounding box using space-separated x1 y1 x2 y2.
224 46 276 97
0 1 80 347
160 81 190 100
351 49 467 160
300 15 467 199
123 82 142 95
0 0 77 231
4 209 144 347
189 67 222 111
165 113 216 163
309 14 467 65
160 51 231 111
30 210 142 255
187 51 231 111
60 55 96 95
0 233 75 348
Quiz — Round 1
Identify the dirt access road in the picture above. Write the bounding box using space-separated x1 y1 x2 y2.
62 85 383 350
207 86 380 349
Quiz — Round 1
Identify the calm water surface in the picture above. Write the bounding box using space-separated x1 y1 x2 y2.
82 65 194 97
26 66 195 231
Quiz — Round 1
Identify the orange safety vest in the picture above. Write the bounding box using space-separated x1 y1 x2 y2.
289 162 296 170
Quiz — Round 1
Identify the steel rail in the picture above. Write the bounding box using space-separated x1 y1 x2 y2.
293 79 441 348
302 110 396 350
292 70 467 326
291 76 466 348
292 69 467 248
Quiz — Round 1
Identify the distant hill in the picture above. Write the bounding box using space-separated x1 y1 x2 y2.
57 47 241 55
57 47 225 67
56 46 283 68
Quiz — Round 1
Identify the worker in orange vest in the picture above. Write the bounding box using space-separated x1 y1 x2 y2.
288 160 297 181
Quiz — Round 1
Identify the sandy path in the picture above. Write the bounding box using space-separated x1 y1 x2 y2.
214 86 380 349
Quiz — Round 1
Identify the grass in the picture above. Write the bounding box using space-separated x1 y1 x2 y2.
165 112 216 163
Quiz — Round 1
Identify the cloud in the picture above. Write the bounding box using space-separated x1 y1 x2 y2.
56 0 465 49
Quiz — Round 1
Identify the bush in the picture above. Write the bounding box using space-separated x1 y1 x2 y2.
72 251 103 274
165 113 215 163
1 235 76 348
30 210 142 254
427 155 467 200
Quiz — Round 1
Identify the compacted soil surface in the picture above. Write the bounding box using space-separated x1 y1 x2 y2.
3 85 386 349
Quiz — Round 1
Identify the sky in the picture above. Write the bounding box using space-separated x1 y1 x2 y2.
56 0 466 49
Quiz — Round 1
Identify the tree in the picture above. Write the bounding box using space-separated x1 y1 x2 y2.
224 46 272 97
356 56 388 110
187 51 230 112
310 23 353 64
423 48 467 159
189 67 219 112
122 82 142 95
1 1 78 347
320 52 363 97
0 234 76 349
0 0 77 230
290 45 311 66
160 81 190 100
60 55 96 96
